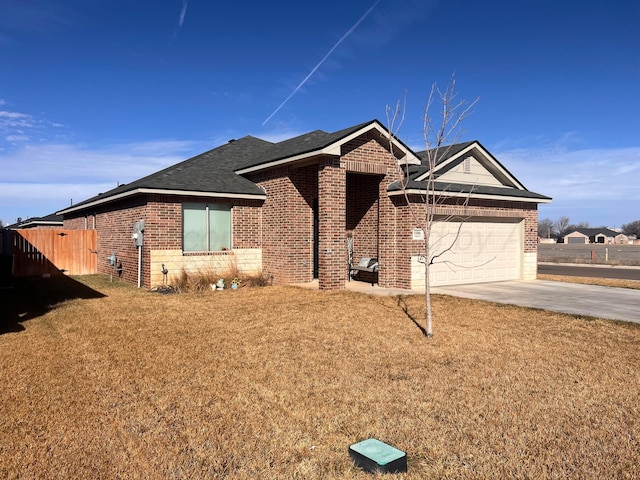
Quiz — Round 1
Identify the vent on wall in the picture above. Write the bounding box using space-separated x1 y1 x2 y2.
463 156 471 173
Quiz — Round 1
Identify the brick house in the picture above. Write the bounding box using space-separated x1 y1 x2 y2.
6 213 63 230
562 228 628 244
57 120 550 290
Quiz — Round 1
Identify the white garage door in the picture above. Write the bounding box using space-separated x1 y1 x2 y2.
412 219 523 288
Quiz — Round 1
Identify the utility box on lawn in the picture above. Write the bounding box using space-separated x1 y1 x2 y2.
349 438 407 474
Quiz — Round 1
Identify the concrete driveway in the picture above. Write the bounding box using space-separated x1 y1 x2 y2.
431 280 640 324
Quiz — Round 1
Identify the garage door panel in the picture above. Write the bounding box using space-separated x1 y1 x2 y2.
425 220 522 287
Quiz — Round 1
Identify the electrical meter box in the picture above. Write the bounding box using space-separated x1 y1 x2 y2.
133 220 145 247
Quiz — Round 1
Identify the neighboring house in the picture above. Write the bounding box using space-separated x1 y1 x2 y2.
6 213 64 230
562 228 628 244
57 119 551 290
538 237 557 244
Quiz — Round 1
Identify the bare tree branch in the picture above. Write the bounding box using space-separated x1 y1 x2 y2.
386 75 479 338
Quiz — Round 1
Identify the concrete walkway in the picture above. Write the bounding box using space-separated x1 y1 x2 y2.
299 279 640 324
431 280 640 324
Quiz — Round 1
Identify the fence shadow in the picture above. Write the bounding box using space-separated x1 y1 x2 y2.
0 273 105 335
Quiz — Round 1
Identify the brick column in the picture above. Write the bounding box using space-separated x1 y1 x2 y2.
318 156 346 290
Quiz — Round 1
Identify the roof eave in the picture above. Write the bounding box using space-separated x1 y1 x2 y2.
57 187 266 215
18 220 64 227
235 121 421 175
387 188 552 204
415 142 527 191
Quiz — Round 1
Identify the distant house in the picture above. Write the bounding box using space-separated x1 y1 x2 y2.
538 237 557 244
7 213 64 230
57 119 551 290
562 228 628 244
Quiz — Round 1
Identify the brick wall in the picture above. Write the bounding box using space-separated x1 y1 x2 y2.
346 173 379 261
64 194 263 289
318 156 346 289
248 164 317 285
394 196 538 250
61 131 541 291
63 197 146 286
391 195 540 286
247 134 402 290
343 135 405 289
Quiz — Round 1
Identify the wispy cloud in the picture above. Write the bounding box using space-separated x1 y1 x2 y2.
494 141 640 226
172 0 188 40
2 141 203 184
0 139 207 224
0 0 75 36
178 0 188 27
5 135 29 142
0 110 35 129
0 105 67 149
496 144 640 202
262 0 381 126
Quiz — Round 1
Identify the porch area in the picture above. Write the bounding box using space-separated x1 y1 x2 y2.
295 278 416 297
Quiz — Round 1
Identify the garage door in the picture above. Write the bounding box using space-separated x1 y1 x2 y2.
567 236 587 244
412 219 523 288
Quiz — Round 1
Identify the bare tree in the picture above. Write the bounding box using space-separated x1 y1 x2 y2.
621 220 640 238
538 218 556 238
554 216 570 237
386 76 478 337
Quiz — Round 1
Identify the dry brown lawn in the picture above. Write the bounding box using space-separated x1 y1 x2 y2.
1 275 639 479
538 273 640 290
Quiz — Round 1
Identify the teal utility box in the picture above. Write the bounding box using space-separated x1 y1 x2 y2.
349 438 407 474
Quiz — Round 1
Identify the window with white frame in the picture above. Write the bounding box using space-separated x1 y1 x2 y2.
182 203 231 252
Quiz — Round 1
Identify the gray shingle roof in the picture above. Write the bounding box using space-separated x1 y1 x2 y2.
572 228 622 237
234 120 379 169
387 179 551 201
59 119 550 214
415 140 476 166
61 120 385 213
63 136 274 211
6 212 64 229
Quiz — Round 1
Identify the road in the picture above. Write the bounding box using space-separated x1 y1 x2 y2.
538 263 640 281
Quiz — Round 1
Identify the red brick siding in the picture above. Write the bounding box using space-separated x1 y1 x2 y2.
61 132 540 291
248 164 317 284
64 217 86 230
318 156 346 289
62 196 148 286
233 200 263 249
64 194 263 288
342 135 404 288
346 173 380 262
392 194 539 263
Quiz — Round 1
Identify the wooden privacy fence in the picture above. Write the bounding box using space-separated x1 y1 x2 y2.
11 229 97 277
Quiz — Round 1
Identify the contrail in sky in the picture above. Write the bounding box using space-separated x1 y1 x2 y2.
262 0 381 126
179 0 188 27
172 0 188 41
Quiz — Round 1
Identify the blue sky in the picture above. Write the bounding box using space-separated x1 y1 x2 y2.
1 0 638 228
